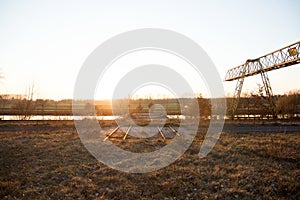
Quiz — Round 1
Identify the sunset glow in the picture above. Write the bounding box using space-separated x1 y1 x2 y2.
0 1 299 100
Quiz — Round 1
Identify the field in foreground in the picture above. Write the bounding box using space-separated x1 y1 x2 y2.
0 121 299 199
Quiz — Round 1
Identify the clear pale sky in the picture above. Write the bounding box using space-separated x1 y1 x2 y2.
0 0 299 100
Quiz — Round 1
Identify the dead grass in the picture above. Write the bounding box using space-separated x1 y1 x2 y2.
0 121 299 199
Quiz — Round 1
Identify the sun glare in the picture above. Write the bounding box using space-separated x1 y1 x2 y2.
94 49 209 100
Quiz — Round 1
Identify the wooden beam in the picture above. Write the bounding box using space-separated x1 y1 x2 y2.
157 126 166 141
168 125 180 136
103 126 119 141
123 126 132 140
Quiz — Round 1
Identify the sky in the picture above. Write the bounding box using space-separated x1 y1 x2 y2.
0 0 299 100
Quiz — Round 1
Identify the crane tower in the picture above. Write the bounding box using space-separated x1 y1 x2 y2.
225 41 300 119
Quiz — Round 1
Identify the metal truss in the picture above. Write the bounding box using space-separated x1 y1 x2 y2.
229 68 246 118
225 41 300 81
225 41 300 119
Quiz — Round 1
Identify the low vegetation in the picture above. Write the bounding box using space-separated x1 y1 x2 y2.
0 121 299 199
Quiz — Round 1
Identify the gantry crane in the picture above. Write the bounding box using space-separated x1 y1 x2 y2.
225 41 300 119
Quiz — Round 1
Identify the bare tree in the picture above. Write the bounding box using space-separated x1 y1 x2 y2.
197 95 211 119
276 90 300 119
250 84 269 119
14 84 36 120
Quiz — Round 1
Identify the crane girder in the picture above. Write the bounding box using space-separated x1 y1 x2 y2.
225 40 300 119
225 41 300 81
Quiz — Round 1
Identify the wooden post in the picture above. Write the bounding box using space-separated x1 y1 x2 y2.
157 126 166 141
123 126 132 140
103 126 119 141
169 125 180 136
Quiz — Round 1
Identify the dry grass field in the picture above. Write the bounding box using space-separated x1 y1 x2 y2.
0 120 299 199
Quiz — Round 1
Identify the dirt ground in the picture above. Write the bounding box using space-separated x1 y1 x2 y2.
0 120 299 199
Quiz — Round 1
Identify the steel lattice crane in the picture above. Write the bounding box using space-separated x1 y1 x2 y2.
225 41 300 119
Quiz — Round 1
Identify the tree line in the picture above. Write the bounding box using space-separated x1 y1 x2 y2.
0 91 299 120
